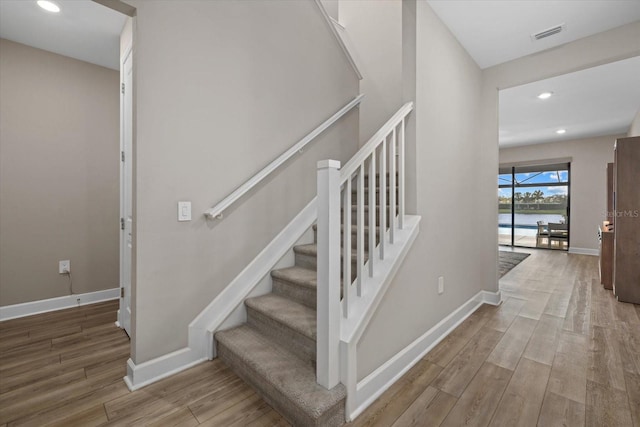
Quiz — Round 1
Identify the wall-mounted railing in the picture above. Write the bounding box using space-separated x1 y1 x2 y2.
316 102 413 389
204 95 364 220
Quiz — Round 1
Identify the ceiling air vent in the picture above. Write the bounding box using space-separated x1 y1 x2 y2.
531 23 565 41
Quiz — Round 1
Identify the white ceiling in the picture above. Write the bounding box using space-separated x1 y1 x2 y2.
499 56 640 147
426 0 640 147
426 0 640 69
0 0 126 70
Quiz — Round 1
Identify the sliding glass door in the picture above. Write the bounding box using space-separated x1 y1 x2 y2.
499 163 570 250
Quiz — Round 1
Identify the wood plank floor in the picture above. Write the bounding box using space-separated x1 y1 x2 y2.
350 248 640 427
0 301 289 426
1 249 638 426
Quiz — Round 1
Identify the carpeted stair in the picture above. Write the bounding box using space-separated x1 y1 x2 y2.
215 175 394 426
215 240 347 426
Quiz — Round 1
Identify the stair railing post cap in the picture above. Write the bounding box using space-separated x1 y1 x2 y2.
317 159 341 170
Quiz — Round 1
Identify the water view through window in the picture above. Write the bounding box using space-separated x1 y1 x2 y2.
499 163 570 250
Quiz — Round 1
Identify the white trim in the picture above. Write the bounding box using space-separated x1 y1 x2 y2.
345 289 502 420
329 16 345 31
313 0 362 80
204 95 363 219
118 42 133 336
0 288 120 321
123 350 207 391
316 160 343 388
568 247 599 256
477 289 503 305
341 215 421 343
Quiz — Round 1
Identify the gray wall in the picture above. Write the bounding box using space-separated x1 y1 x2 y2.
356 0 489 380
500 135 619 251
339 0 403 144
629 109 640 137
126 0 360 363
0 39 120 306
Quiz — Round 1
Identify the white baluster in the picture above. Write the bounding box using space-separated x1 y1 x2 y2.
342 176 352 318
379 139 387 260
356 164 364 296
316 159 341 389
389 128 396 243
368 152 376 277
398 118 405 229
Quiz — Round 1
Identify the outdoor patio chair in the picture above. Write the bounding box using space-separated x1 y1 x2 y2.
536 221 549 248
548 222 568 249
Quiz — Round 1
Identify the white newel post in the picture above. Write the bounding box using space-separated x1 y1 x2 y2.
316 159 341 389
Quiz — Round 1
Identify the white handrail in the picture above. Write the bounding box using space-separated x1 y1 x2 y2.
204 94 364 219
339 102 413 183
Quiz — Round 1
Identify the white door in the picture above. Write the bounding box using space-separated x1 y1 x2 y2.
119 47 133 336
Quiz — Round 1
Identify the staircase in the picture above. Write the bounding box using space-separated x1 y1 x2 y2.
214 186 383 426
215 255 342 425
213 102 416 425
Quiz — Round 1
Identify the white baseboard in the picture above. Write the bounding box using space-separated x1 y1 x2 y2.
477 289 502 305
124 348 207 391
0 288 120 321
347 289 501 420
568 247 599 256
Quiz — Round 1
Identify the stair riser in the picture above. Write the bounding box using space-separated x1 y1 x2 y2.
246 305 316 366
313 228 379 250
346 209 395 226
294 252 361 282
272 277 316 309
217 340 346 427
363 174 398 187
351 189 398 205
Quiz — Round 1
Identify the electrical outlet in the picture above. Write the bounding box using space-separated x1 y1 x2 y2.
438 276 444 294
59 260 70 274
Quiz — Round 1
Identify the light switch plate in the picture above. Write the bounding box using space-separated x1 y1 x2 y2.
178 201 191 221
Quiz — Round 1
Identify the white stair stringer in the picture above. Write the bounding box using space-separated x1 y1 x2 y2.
338 214 421 420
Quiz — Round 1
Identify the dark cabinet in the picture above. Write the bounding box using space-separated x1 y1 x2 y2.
612 136 640 304
599 226 613 290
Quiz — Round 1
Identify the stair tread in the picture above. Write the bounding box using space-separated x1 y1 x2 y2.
272 266 317 290
293 243 368 260
349 205 392 209
312 224 379 233
216 325 346 419
245 294 316 340
351 186 398 193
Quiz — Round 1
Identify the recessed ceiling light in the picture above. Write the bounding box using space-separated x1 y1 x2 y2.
556 129 566 134
537 92 553 99
37 1 60 13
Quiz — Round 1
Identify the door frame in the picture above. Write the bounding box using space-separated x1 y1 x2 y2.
118 43 133 336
